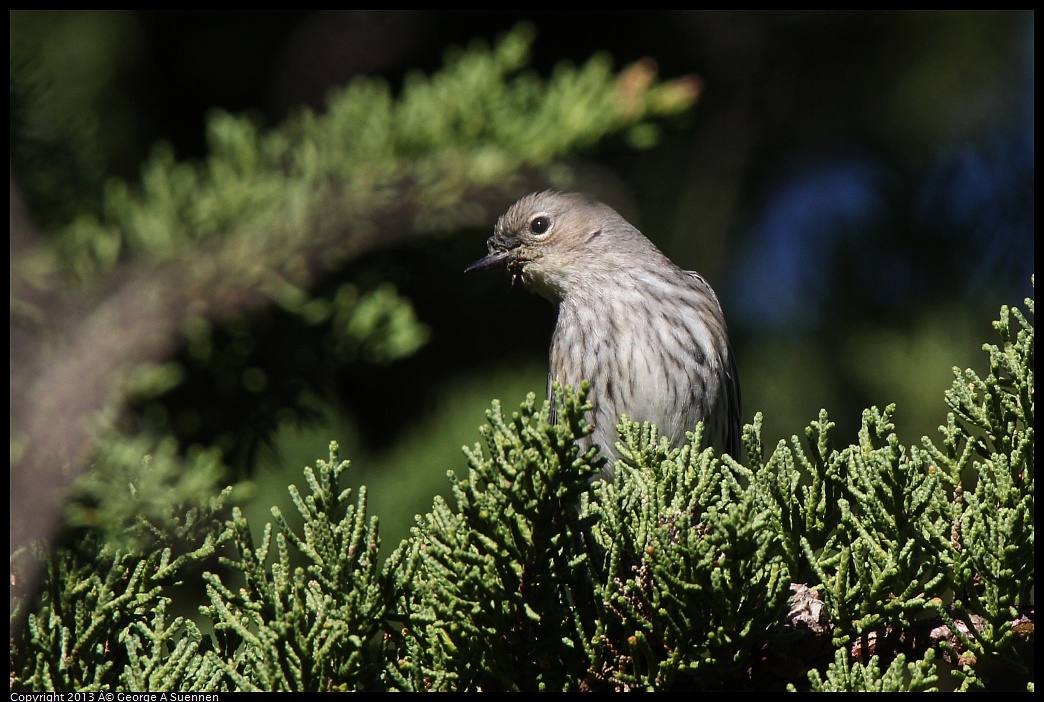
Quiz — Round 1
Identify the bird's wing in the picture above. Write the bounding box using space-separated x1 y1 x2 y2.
724 339 743 462
546 372 558 426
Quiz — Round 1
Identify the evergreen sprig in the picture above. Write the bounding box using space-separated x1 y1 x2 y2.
584 425 787 690
52 24 699 282
797 648 940 692
387 383 602 691
11 488 233 691
198 445 386 691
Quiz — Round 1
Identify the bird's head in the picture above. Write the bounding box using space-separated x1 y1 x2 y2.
466 191 652 302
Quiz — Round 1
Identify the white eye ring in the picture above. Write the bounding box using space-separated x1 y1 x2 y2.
529 215 552 236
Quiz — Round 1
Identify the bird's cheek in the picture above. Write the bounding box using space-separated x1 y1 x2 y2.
519 259 567 302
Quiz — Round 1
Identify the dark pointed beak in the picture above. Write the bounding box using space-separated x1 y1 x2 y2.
464 247 514 273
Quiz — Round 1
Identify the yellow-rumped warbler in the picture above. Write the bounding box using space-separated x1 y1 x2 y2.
467 191 741 473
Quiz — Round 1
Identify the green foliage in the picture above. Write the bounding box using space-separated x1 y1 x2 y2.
797 648 940 692
12 447 386 692
12 288 1033 691
64 432 229 551
11 489 234 691
197 447 387 691
43 24 696 281
586 425 788 690
756 402 955 641
387 384 602 691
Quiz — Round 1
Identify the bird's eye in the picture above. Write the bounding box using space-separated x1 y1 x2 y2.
529 215 551 235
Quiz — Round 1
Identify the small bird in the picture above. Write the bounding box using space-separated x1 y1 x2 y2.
466 191 741 473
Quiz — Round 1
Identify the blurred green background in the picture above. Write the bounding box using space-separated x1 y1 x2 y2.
11 11 1033 549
